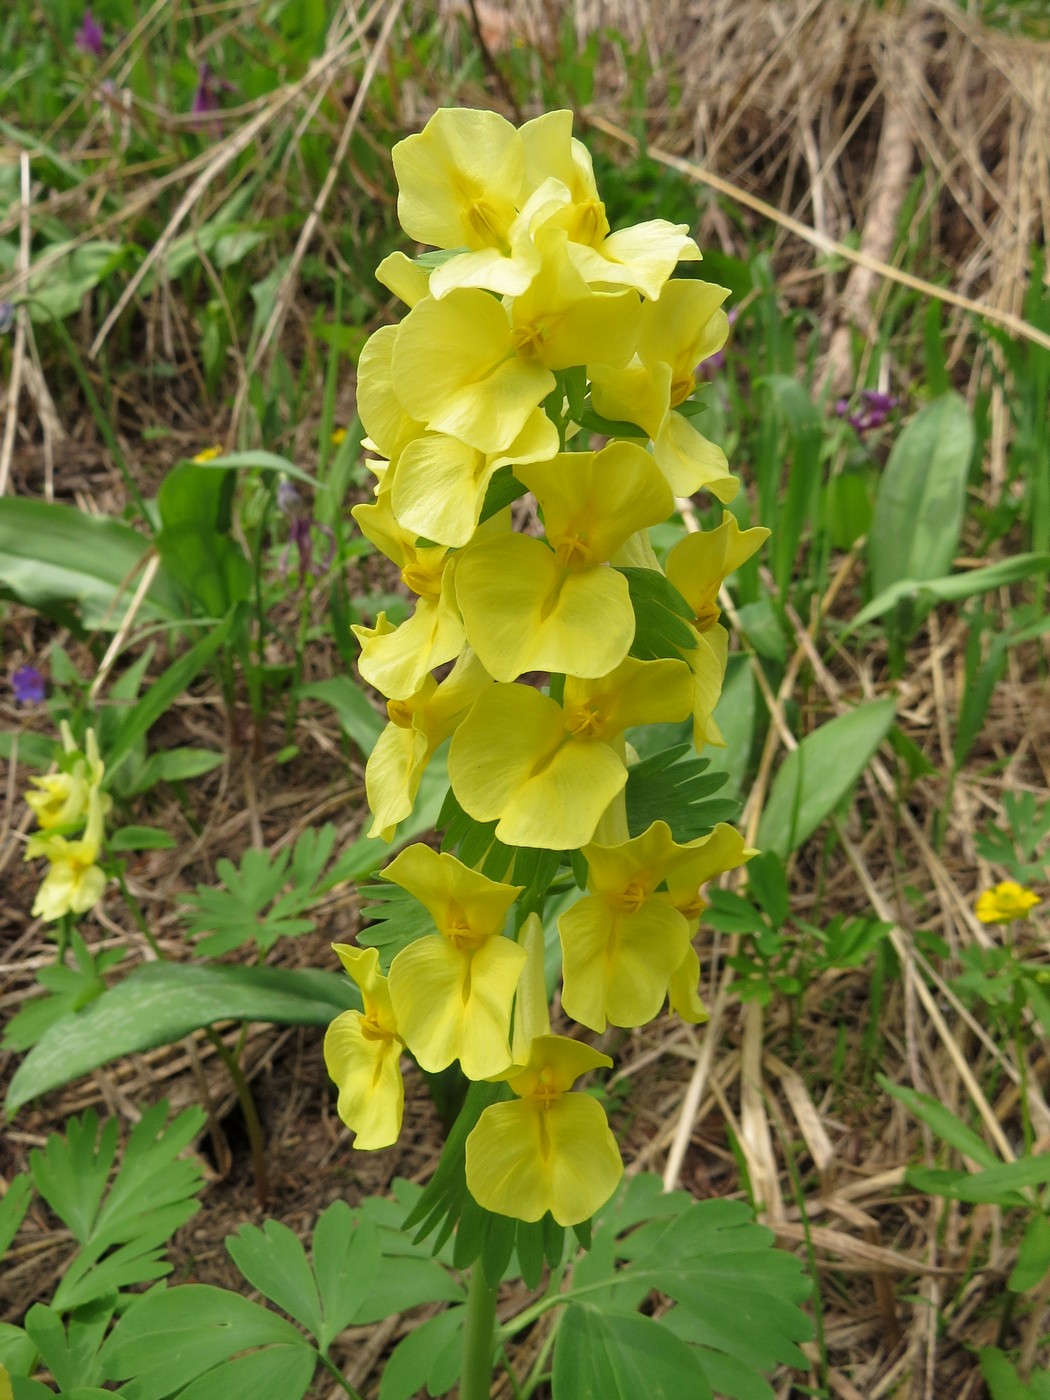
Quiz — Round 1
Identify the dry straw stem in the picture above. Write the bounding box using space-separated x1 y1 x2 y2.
87 0 393 359
0 154 31 498
586 111 1050 357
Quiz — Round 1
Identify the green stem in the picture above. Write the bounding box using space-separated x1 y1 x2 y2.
459 1264 498 1400
317 1349 363 1399
206 1027 269 1209
116 869 164 959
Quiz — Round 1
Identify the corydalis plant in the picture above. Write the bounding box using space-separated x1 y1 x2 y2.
322 104 770 1394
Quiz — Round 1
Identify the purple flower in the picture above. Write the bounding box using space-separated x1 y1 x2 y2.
190 63 235 133
12 666 45 705
279 505 336 589
276 480 302 516
835 389 900 436
74 10 105 58
0 302 14 335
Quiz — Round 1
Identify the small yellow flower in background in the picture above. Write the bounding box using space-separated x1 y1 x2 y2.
26 786 107 922
192 445 223 463
324 945 405 1149
330 427 348 445
975 881 1041 924
465 1034 622 1226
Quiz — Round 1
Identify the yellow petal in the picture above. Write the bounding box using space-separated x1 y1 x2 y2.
456 534 634 682
354 591 465 701
392 107 524 250
589 359 667 441
388 935 524 1079
515 440 673 567
638 280 730 389
563 656 693 741
558 897 689 1031
382 843 521 941
330 944 398 1030
654 411 739 501
667 945 710 1024
511 914 552 1066
665 512 770 628
509 1033 613 1096
323 1009 404 1149
662 822 756 920
364 722 430 841
687 624 729 751
356 325 424 462
393 291 555 454
465 1093 622 1225
375 251 430 308
567 220 701 300
448 684 628 850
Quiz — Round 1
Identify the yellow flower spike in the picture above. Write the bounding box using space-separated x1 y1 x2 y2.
975 881 1041 924
191 445 223 463
26 785 107 921
392 290 556 455
366 650 492 841
384 845 526 1079
449 659 693 850
665 512 771 634
324 945 405 1149
392 107 524 253
667 945 710 1025
511 913 552 1067
356 325 425 464
390 409 559 549
375 251 431 308
566 220 702 301
465 1034 622 1226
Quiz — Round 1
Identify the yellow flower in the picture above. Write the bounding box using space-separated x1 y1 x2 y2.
392 107 524 255
192 445 223 463
664 512 771 635
465 1034 622 1225
366 649 491 841
558 819 754 1031
448 658 693 850
975 881 1041 924
351 495 465 699
356 325 425 463
566 220 702 301
518 110 609 248
25 767 90 831
384 845 526 1079
510 913 552 1066
392 289 556 456
389 411 558 549
324 945 405 1149
455 442 673 682
375 251 430 308
330 427 347 445
590 281 739 499
26 785 107 922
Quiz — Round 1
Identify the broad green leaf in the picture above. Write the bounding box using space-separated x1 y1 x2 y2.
757 699 896 858
156 465 251 618
379 1306 466 1400
869 393 974 596
104 611 236 776
23 1301 112 1392
122 747 224 796
0 1321 36 1379
226 1220 322 1338
879 1077 999 1168
979 1346 1039 1400
101 1285 305 1400
187 451 320 489
0 500 179 631
311 1204 382 1349
0 1177 31 1260
846 553 1050 635
23 241 130 323
1009 1214 1050 1294
552 1305 712 1400
908 1155 1050 1205
168 1346 315 1400
108 826 177 852
298 677 383 753
7 965 356 1114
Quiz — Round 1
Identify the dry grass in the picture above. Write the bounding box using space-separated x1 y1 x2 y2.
2 2 1050 1396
